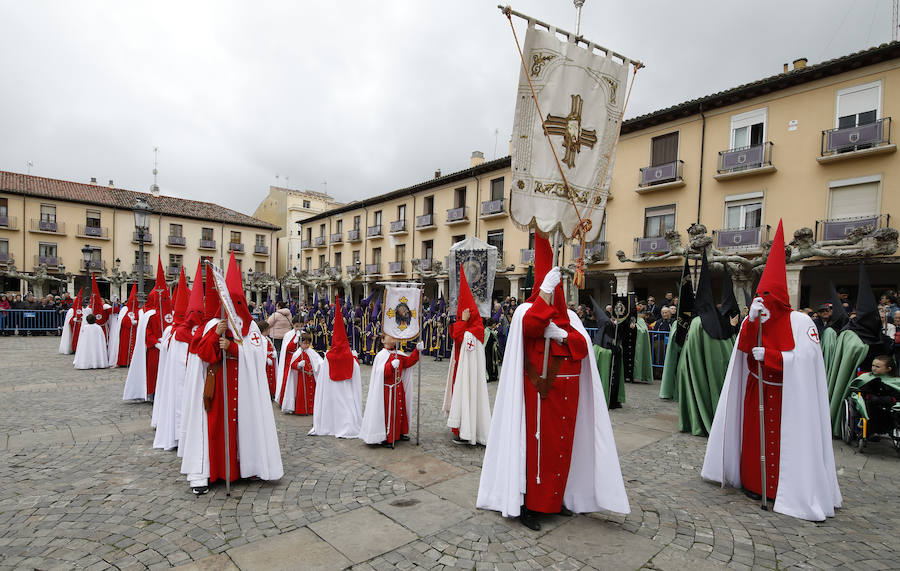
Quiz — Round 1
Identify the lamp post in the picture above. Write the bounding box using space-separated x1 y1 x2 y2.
133 197 152 303
81 244 94 297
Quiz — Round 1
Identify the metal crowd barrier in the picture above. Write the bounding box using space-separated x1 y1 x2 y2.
0 309 66 333
584 327 670 373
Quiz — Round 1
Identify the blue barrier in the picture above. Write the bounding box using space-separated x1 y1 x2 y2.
0 309 66 332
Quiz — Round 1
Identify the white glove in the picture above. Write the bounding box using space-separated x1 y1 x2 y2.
751 347 765 361
297 358 305 368
540 267 561 294
748 297 770 323
543 321 568 341
416 341 425 351
351 350 358 357
154 342 162 350
391 358 401 369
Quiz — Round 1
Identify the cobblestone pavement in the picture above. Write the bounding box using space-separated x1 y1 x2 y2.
1 337 899 570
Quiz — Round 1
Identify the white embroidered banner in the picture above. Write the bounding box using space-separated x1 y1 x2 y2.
382 286 421 340
510 25 628 241
209 263 243 344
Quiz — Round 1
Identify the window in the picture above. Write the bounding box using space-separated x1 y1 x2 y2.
306 227 312 241
528 229 535 250
305 257 311 271
230 231 241 244
319 254 325 268
202 227 214 241
201 255 213 265
169 254 183 267
650 133 679 166
423 196 434 215
422 240 434 260
303 199 311 209
352 251 360 266
135 250 149 264
353 215 361 230
336 220 343 233
0 198 7 217
40 204 56 223
374 211 382 226
454 187 467 208
836 81 881 129
452 234 465 245
396 244 406 262
730 109 766 149
487 229 504 253
725 194 763 229
86 210 101 228
89 248 101 263
319 223 326 237
39 242 57 257
255 234 265 247
829 177 880 219
490 178 504 201
372 247 382 265
397 204 406 220
170 223 183 237
255 261 266 273
334 252 342 268
0 239 8 255
644 205 676 237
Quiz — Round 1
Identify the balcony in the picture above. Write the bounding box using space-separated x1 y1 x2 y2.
167 265 182 276
34 255 61 268
330 232 343 244
365 263 381 275
819 117 895 163
199 239 217 250
314 236 326 247
132 231 152 244
447 206 468 225
714 226 769 250
77 224 110 239
367 225 383 238
634 236 671 256
636 160 685 192
416 213 435 228
0 216 17 230
572 241 609 263
132 263 152 275
301 239 312 249
521 249 535 264
228 242 244 253
390 219 407 234
167 235 186 247
715 142 776 180
346 264 360 274
480 198 506 219
347 229 361 242
254 244 269 255
388 261 405 274
0 253 12 265
415 257 434 272
80 259 106 272
815 214 891 242
30 219 66 234
312 268 322 277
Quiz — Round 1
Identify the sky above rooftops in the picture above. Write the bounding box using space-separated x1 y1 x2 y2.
0 1 893 215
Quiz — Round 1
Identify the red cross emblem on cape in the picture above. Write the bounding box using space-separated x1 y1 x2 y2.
465 338 476 352
807 326 820 344
249 332 261 347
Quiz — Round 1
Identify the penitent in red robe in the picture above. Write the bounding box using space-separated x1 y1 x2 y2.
291 351 317 415
449 318 484 438
277 333 300 406
740 349 784 500
145 314 163 396
117 311 139 367
71 309 83 351
195 326 241 485
521 296 588 514
383 349 419 444
265 338 277 398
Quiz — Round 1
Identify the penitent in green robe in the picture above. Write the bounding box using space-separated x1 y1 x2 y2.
593 345 626 406
658 322 683 400
674 318 735 436
633 317 654 383
820 327 837 375
827 330 869 437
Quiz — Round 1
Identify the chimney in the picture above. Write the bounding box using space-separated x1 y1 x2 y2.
90 177 97 184
108 179 115 187
793 57 808 70
434 169 442 179
150 183 160 197
783 63 789 73
470 150 485 167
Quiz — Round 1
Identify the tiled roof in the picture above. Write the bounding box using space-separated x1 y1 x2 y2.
0 171 280 230
622 41 900 134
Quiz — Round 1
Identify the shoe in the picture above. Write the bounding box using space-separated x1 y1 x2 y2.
558 505 574 517
379 440 393 448
451 436 466 445
399 434 410 441
191 486 209 496
520 509 541 531
743 488 762 501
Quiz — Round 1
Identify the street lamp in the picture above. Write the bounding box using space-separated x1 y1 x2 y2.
81 244 94 273
133 197 152 303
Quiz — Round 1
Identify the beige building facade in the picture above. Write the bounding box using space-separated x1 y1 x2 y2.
296 42 900 309
0 172 279 299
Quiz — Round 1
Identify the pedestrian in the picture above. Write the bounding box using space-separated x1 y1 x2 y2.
266 301 292 352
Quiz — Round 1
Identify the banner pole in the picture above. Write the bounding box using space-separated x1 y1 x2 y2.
416 293 423 446
757 322 767 511
221 305 231 497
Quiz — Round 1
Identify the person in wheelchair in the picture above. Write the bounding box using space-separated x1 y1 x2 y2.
841 355 900 456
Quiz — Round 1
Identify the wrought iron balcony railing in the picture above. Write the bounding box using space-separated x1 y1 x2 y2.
821 117 892 157
81 259 106 272
228 242 244 252
713 226 769 250
717 142 774 174
0 216 17 230
447 207 468 223
314 236 326 247
168 235 186 246
638 160 684 188
199 239 217 250
390 219 407 234
415 258 433 272
347 229 361 242
132 231 152 243
367 225 383 237
572 241 608 262
132 263 152 275
416 213 435 228
365 263 381 275
0 253 11 264
35 255 60 267
301 239 312 249
388 261 405 274
521 249 535 264
480 198 505 217
78 224 109 239
166 265 182 276
31 219 65 234
815 214 891 242
254 244 269 254
330 232 342 244
634 236 671 256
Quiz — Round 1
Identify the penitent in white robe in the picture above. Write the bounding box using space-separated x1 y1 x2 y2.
59 308 74 355
153 329 190 450
359 348 415 445
73 322 109 369
150 326 173 430
308 358 362 438
123 309 154 402
443 330 492 446
280 347 322 414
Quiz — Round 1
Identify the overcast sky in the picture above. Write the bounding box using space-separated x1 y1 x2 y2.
0 1 894 216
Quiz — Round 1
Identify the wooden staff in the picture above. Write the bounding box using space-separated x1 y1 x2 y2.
757 320 767 511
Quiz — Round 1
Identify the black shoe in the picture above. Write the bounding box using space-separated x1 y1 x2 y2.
558 505 574 517
379 440 393 448
451 435 466 445
191 486 209 496
743 488 762 501
399 434 410 441
520 509 541 531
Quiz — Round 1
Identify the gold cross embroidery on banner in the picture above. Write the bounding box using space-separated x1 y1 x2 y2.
544 94 597 169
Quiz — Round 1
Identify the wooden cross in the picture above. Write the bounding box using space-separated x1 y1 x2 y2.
544 94 597 169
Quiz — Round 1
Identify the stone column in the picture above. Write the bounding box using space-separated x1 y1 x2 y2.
437 278 447 299
509 276 520 300
362 281 370 299
785 263 803 310
612 270 631 296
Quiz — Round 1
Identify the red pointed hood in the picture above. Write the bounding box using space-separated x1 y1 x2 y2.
90 273 106 325
326 295 354 380
172 267 190 326
149 257 174 326
739 219 794 352
455 263 484 339
225 251 252 336
184 261 205 328
527 232 553 303
73 287 85 319
204 263 221 321
124 282 138 314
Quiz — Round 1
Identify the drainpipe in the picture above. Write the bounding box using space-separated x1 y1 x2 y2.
473 174 481 238
697 104 706 225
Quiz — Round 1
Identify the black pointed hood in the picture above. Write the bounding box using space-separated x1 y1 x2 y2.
828 282 849 331
590 295 613 347
718 264 740 336
843 264 882 345
696 250 728 339
673 257 696 345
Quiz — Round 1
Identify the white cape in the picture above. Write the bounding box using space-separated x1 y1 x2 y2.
150 326 173 429
73 322 108 369
477 303 630 517
443 332 491 445
107 306 126 365
153 332 189 450
359 348 415 445
123 309 154 401
179 320 217 471
274 330 301 402
280 347 322 413
308 358 362 438
58 308 74 354
701 312 842 521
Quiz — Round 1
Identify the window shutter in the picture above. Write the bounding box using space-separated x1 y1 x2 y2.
829 182 878 219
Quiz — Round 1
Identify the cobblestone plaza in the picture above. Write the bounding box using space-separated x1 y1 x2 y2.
1 337 899 570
